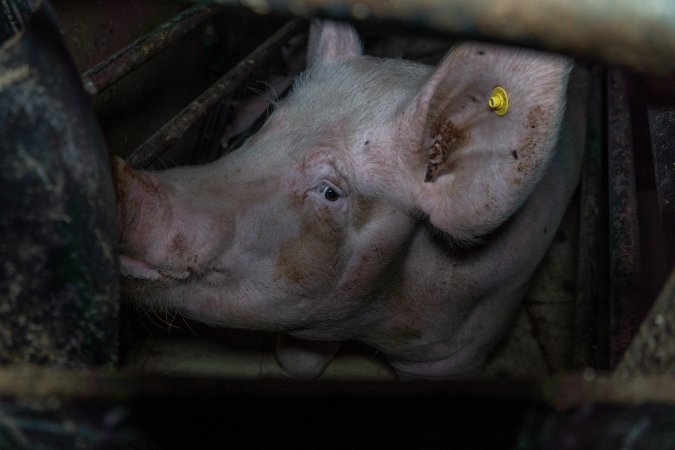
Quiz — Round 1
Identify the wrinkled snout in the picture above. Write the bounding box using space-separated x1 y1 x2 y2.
111 157 162 279
111 156 234 282
111 156 186 280
111 156 165 246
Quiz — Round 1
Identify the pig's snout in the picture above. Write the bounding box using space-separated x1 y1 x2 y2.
111 156 164 244
111 157 231 282
111 156 173 280
111 156 163 196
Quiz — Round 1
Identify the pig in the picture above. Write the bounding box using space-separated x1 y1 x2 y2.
114 20 586 380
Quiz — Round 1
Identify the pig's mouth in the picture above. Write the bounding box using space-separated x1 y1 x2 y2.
119 255 193 281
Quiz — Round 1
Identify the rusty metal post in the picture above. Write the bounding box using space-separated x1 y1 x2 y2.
647 107 675 268
606 69 641 369
82 3 223 96
126 18 305 169
216 0 675 75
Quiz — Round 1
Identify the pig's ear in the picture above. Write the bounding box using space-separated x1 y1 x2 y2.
406 43 571 242
307 20 362 67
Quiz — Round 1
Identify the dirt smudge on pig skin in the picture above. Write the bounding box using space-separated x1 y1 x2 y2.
518 105 548 167
424 120 468 182
351 195 374 231
274 193 346 293
169 234 187 258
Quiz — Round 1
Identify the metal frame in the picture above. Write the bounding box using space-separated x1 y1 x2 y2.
1 0 674 446
82 3 224 96
212 0 675 75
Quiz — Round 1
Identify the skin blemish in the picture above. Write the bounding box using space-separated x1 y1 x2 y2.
170 234 187 258
512 150 519 159
527 105 546 131
515 105 549 175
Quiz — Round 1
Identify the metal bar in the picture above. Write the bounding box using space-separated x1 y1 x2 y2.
126 18 305 169
573 66 609 371
614 268 675 377
606 69 641 369
216 0 675 75
81 3 223 96
0 369 675 408
647 107 675 268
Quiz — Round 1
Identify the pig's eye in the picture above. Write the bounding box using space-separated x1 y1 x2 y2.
319 183 341 201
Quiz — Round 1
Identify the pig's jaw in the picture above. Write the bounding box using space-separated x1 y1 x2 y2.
119 255 193 281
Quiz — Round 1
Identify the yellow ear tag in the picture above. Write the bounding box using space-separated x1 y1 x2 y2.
488 86 509 116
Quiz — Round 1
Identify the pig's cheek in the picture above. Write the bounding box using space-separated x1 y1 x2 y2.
274 214 348 292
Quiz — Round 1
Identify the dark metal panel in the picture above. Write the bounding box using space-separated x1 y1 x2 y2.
0 0 119 367
214 0 675 75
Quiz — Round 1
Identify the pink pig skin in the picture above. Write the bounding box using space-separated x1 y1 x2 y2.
114 21 587 380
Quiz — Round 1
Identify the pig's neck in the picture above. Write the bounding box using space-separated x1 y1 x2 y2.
362 222 534 379
367 128 581 378
362 69 586 379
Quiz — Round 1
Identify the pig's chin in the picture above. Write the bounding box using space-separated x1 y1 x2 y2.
119 255 191 281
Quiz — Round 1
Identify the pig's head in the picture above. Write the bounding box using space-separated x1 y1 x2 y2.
115 21 571 376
